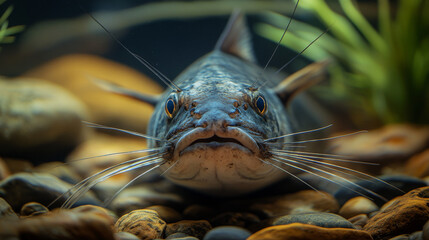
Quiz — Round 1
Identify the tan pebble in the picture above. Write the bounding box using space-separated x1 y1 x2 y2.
405 149 429 178
72 205 117 225
165 220 212 239
0 157 11 180
247 223 373 240
0 78 88 157
146 205 182 223
250 190 339 218
115 209 166 240
363 186 429 240
20 202 49 217
339 197 379 219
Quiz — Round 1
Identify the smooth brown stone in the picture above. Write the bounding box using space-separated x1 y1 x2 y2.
115 209 166 240
329 124 429 167
363 187 429 240
250 190 340 218
406 149 429 178
24 54 163 133
20 202 49 217
165 220 212 239
348 214 369 229
247 223 373 240
0 197 18 219
18 208 115 240
0 78 88 158
339 197 379 219
0 158 11 181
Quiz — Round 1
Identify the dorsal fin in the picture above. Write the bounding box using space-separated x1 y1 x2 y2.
215 10 256 63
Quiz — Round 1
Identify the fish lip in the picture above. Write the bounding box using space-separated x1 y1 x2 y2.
174 126 260 158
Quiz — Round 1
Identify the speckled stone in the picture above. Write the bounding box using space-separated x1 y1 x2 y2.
210 212 260 228
0 172 100 211
165 220 212 239
203 226 251 240
0 78 88 161
146 205 182 223
273 212 355 229
247 223 373 240
24 54 163 133
20 202 49 217
115 209 166 240
363 187 429 240
339 197 379 219
334 175 427 206
18 208 115 240
0 197 18 219
250 190 340 218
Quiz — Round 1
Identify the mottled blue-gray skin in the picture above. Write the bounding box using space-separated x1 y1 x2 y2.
148 50 292 195
146 13 324 196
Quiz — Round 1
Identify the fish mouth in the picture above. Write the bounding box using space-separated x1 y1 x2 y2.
174 127 260 158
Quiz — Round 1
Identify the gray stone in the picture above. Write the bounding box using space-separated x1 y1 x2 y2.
0 78 88 162
273 212 355 229
203 226 251 240
0 172 100 211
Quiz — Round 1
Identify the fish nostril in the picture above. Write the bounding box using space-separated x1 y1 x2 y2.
229 109 240 118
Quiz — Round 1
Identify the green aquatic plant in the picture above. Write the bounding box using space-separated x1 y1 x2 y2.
257 0 429 126
0 0 24 50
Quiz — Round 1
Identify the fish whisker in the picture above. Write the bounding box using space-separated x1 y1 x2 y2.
102 164 162 208
62 156 164 209
271 149 378 165
264 124 333 142
258 157 320 193
271 156 388 202
279 130 368 145
83 121 166 142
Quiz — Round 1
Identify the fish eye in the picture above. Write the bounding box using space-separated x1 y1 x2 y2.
255 95 267 115
165 98 177 118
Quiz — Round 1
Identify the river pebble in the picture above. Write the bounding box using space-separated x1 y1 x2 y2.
0 78 88 162
339 196 379 218
363 186 429 240
247 223 373 240
146 205 183 223
250 190 340 218
348 213 369 229
273 212 355 229
165 220 212 239
115 231 140 240
115 209 166 240
0 158 11 181
0 172 100 211
203 226 251 240
406 149 429 178
20 202 49 217
210 211 260 228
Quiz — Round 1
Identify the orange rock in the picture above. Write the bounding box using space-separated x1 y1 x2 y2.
24 54 163 133
405 149 429 178
247 223 373 240
363 187 429 240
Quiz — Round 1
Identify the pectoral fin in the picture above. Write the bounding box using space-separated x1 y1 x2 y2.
274 60 331 104
89 76 161 106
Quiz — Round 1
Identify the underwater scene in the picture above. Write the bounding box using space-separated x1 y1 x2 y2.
0 0 428 239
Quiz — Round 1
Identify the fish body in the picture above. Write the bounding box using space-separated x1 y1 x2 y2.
143 12 328 196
